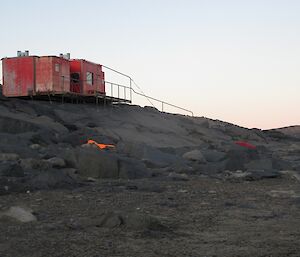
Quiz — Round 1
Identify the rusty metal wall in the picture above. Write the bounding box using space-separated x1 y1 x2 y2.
36 56 70 94
2 56 35 97
2 55 105 97
70 59 105 95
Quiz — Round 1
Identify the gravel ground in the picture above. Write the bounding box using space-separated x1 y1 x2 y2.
0 175 299 257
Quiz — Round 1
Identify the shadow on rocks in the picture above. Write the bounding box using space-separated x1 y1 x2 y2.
224 146 259 171
65 147 152 180
77 211 171 235
28 169 78 190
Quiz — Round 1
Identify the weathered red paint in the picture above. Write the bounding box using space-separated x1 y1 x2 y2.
2 55 70 97
70 59 105 95
2 55 106 97
2 56 35 96
35 56 70 93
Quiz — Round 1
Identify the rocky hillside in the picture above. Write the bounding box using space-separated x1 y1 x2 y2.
1 89 300 257
272 125 300 139
0 92 299 195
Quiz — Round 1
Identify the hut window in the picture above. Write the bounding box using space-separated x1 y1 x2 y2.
86 72 93 85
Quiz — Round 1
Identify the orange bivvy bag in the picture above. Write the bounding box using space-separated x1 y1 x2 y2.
87 140 115 150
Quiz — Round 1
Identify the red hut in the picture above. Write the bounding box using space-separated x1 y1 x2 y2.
70 59 105 95
2 52 70 97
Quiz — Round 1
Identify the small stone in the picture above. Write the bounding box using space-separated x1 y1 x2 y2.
182 150 206 163
168 172 189 181
2 206 37 223
0 153 19 162
226 170 251 179
86 177 97 182
178 189 188 193
124 212 167 231
46 157 66 168
95 212 123 228
30 144 41 150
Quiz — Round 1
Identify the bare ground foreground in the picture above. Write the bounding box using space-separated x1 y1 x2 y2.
1 176 300 257
0 92 299 257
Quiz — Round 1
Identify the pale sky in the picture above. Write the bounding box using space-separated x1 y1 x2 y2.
0 0 299 129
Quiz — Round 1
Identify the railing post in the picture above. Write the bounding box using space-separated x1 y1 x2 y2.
130 78 132 103
62 76 64 104
111 83 113 97
162 102 164 112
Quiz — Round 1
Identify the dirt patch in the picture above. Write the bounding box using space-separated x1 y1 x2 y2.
0 176 299 257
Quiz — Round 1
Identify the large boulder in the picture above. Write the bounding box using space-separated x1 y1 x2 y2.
65 146 153 180
224 146 259 171
45 157 66 168
245 158 273 171
0 133 35 156
0 162 24 177
20 158 51 171
119 142 178 168
29 169 77 190
119 157 152 179
75 147 119 179
141 146 179 168
29 129 58 146
182 149 206 163
202 149 226 163
244 157 292 172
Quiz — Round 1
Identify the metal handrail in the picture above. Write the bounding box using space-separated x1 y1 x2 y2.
102 65 194 116
102 65 132 102
132 87 194 116
104 80 194 117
